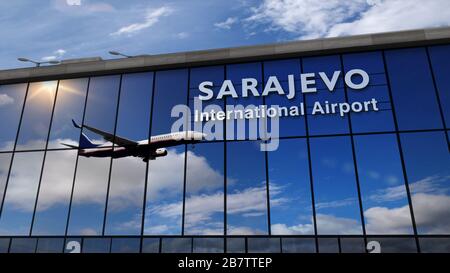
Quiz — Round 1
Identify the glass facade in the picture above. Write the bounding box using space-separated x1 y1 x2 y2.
0 45 448 253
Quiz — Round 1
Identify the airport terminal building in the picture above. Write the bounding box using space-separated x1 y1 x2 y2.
0 27 449 253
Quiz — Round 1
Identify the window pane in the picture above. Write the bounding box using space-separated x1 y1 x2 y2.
400 132 450 234
419 237 450 253
105 157 145 235
185 142 224 235
269 138 314 235
354 134 414 234
81 75 120 146
143 70 187 235
36 238 64 253
367 237 416 253
302 55 349 136
16 81 57 150
0 152 44 235
67 156 110 235
0 83 27 151
144 146 185 235
151 69 188 135
226 63 264 140
342 52 394 133
115 72 153 141
226 238 245 253
64 237 82 253
0 153 12 209
189 66 225 141
427 45 450 128
0 238 9 253
161 238 191 253
9 238 37 253
282 238 315 253
340 237 365 253
32 150 77 235
263 58 306 137
247 237 280 253
82 238 110 253
47 78 88 149
227 141 268 235
105 73 152 235
310 137 363 235
142 238 160 253
318 238 339 253
111 238 141 253
385 48 443 130
193 238 224 253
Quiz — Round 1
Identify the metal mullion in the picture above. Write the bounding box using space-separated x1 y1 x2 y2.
261 62 272 236
224 66 228 238
382 50 421 252
337 237 342 253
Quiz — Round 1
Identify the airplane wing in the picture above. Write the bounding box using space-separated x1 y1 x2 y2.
82 124 138 146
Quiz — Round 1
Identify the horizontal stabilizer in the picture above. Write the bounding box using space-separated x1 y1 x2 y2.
61 143 78 148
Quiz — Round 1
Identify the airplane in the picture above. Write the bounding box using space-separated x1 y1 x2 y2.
61 119 206 162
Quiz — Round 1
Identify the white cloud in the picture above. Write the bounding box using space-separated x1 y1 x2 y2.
365 205 413 234
79 228 98 235
66 0 81 6
247 0 450 39
41 48 66 61
2 137 450 235
367 184 408 203
175 32 189 39
316 213 362 234
53 0 115 13
0 94 14 106
148 183 285 221
327 0 450 37
316 197 357 210
271 223 313 235
246 0 368 39
111 6 173 36
214 17 238 30
0 141 225 214
364 193 450 234
227 225 267 235
145 182 287 235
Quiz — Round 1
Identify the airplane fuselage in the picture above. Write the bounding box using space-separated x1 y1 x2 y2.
78 131 205 161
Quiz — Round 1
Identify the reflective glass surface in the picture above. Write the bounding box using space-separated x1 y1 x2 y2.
0 45 448 253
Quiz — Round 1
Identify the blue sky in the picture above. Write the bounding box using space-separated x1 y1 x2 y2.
1 0 450 70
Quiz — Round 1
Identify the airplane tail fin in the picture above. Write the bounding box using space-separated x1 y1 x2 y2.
79 132 100 149
61 119 99 149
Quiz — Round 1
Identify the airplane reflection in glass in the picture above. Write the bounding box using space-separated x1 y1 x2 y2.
62 120 206 162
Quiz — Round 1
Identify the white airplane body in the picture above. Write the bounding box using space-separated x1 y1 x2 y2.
62 120 205 162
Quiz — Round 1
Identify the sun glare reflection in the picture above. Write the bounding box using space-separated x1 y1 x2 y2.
59 83 83 96
27 81 57 104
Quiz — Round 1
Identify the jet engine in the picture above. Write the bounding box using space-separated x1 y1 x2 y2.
152 148 168 158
